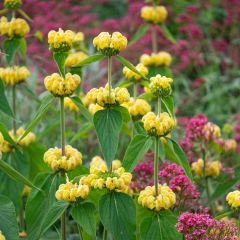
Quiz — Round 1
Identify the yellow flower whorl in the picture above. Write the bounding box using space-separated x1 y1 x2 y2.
0 17 29 38
48 28 74 52
55 179 90 202
0 66 30 86
141 6 167 24
4 0 22 9
85 84 130 108
142 112 175 136
122 98 151 117
122 63 148 81
79 156 132 194
73 32 84 44
1 128 36 153
93 31 127 55
138 185 176 211
202 122 221 141
44 145 82 172
65 51 88 67
88 103 103 115
44 72 80 97
149 74 173 97
140 52 172 67
191 159 222 177
0 231 5 240
226 190 240 209
64 97 79 112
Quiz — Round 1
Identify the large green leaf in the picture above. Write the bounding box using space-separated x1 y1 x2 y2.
0 80 13 117
53 52 68 77
3 38 22 65
18 38 27 58
160 24 177 44
165 138 193 180
93 109 122 168
115 55 147 80
99 192 136 240
162 96 175 118
73 54 105 67
70 96 93 122
129 24 149 45
123 134 153 172
113 105 131 122
18 94 54 142
71 202 96 236
140 210 182 240
0 195 19 240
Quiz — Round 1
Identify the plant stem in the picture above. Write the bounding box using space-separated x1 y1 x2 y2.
61 211 66 240
77 224 83 240
154 136 159 196
12 85 17 135
19 198 25 231
133 83 137 99
103 228 108 240
108 56 112 100
60 97 65 156
152 25 158 53
157 96 161 115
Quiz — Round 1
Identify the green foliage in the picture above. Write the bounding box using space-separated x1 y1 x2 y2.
0 80 13 117
123 134 153 172
53 52 69 77
93 109 122 168
159 24 177 44
73 54 105 67
162 96 175 118
0 195 19 240
129 25 149 45
99 192 136 240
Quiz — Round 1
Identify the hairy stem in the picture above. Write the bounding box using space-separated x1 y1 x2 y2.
152 25 158 53
108 56 112 100
133 83 137 99
157 95 161 115
61 211 66 240
154 136 159 196
60 97 65 156
12 85 17 135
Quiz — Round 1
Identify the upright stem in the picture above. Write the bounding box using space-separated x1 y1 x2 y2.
108 56 112 99
157 96 161 115
61 211 66 240
12 85 17 135
152 25 158 53
60 97 65 156
154 136 159 196
103 228 108 240
133 83 137 99
77 224 83 240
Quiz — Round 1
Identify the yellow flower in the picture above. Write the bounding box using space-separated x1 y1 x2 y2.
202 122 221 141
48 28 74 52
93 31 127 55
4 0 21 9
44 145 82 172
56 179 90 202
226 191 240 209
85 84 130 108
88 103 103 115
122 98 151 117
149 74 173 97
1 127 36 153
0 132 4 149
0 17 29 38
0 231 5 240
138 185 176 211
22 185 31 197
0 66 30 86
141 6 167 24
223 139 237 153
64 97 79 112
80 156 132 194
65 51 88 67
123 63 148 81
140 51 172 67
44 72 80 97
191 159 222 177
142 112 175 136
73 32 84 44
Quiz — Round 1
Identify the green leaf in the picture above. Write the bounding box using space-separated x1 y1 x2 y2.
3 38 22 65
0 195 19 240
115 55 147 80
160 24 177 44
0 157 38 190
129 24 149 45
18 38 27 58
17 9 32 22
73 54 105 67
134 122 146 135
70 96 93 122
113 105 131 122
123 134 153 172
0 80 13 117
93 109 122 168
41 201 69 236
162 96 175 118
0 122 16 146
71 202 96 236
158 138 165 161
70 122 94 143
53 52 68 77
99 192 136 240
215 210 234 220
140 210 182 240
118 80 133 88
18 94 54 142
165 138 193 180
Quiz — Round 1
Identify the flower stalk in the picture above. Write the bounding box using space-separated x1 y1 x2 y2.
61 210 66 240
60 96 65 156
12 85 17 135
108 56 112 100
152 25 157 53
